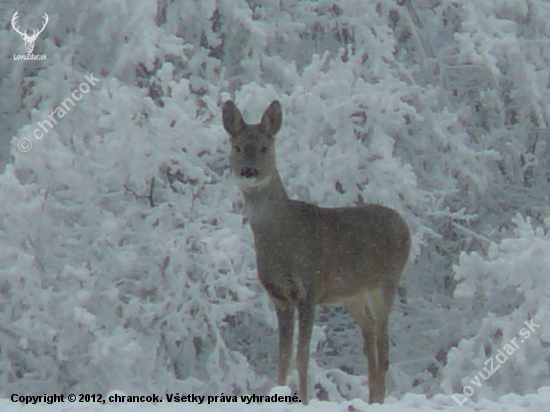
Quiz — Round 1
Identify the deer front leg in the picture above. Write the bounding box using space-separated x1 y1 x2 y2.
275 304 295 386
296 299 315 405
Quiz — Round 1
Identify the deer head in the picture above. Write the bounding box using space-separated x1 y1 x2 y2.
12 11 49 54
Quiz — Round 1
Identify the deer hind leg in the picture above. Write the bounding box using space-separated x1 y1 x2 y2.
375 316 390 402
366 286 396 404
345 295 381 404
275 304 295 386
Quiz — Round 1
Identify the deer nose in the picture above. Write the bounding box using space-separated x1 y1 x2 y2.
241 167 259 178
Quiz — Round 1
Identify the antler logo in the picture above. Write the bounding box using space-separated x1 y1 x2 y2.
11 10 49 54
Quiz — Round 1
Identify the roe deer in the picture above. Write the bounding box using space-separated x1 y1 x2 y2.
222 100 411 405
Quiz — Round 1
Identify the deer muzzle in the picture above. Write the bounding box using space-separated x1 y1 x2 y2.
241 167 259 179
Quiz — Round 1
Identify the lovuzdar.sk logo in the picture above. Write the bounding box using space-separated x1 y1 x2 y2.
11 10 48 61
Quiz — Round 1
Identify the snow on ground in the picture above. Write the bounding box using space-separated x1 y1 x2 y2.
2 1 550 410
3 388 550 412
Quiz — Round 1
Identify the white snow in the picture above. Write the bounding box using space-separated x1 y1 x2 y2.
3 389 550 411
1 0 549 411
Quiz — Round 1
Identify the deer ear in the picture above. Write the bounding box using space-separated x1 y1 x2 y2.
222 100 244 136
260 100 282 136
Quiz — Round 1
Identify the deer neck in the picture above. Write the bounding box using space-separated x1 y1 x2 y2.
241 172 291 230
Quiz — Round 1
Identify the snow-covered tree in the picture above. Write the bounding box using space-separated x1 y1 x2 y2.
0 0 548 403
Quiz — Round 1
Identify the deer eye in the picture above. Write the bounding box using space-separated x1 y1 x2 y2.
260 146 268 153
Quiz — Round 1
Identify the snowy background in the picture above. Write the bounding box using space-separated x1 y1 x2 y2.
0 0 549 410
